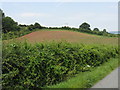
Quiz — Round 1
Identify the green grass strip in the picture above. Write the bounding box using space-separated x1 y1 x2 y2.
46 58 119 88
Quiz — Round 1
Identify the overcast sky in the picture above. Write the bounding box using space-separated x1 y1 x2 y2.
1 2 118 31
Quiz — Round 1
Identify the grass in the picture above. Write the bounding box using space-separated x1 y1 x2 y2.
46 58 119 88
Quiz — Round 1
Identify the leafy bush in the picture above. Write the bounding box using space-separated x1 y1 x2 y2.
2 27 39 40
2 41 118 89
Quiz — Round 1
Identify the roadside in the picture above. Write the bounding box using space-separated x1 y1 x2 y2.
46 58 118 88
91 67 119 88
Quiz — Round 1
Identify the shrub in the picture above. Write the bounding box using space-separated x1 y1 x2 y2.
2 41 118 89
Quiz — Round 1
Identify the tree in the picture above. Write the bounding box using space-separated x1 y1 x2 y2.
19 24 27 27
33 22 42 29
28 24 34 31
92 28 100 34
102 29 108 36
79 22 91 30
61 26 71 30
93 28 99 32
103 29 107 33
2 16 20 33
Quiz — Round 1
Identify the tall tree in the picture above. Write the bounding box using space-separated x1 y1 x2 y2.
93 28 99 32
33 22 42 29
103 29 107 33
93 28 100 34
79 22 91 30
2 16 20 33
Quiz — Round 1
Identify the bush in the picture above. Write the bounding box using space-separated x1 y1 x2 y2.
2 41 118 89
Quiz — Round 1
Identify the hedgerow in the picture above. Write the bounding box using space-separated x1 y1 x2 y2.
2 41 118 89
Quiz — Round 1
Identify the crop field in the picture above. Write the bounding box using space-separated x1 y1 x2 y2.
17 30 118 46
2 30 119 89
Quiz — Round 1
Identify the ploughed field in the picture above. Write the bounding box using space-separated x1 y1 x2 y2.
17 30 118 46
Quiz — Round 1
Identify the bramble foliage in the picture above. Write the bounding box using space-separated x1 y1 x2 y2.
2 41 118 89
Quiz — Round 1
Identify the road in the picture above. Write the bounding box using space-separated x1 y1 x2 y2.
90 67 119 89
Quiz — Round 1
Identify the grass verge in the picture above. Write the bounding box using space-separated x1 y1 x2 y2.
45 58 119 88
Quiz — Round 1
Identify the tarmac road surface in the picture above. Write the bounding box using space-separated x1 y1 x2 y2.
91 67 120 89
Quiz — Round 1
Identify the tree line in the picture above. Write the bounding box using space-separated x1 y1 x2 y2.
1 9 118 39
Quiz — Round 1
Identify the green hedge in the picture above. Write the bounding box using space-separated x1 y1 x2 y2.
2 41 118 89
2 28 40 40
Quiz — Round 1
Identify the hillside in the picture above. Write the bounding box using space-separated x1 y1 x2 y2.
17 30 118 46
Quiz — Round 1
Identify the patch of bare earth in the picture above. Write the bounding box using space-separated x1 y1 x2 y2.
17 30 118 45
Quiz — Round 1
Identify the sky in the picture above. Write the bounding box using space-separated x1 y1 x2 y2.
1 2 118 31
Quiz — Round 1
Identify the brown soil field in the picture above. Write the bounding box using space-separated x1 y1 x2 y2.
16 30 118 46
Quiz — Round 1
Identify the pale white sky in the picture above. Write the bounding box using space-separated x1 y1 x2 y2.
1 1 118 31
1 0 119 2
